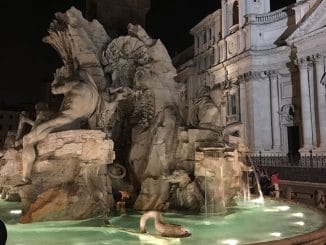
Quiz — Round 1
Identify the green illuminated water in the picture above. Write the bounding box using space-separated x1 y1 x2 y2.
1 199 325 245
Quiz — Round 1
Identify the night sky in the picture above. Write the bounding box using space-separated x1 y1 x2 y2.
0 0 85 106
0 0 295 106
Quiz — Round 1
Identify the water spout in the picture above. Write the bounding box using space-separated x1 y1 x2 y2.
246 155 264 205
204 169 208 218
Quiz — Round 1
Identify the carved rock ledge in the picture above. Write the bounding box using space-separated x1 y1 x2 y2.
0 130 115 223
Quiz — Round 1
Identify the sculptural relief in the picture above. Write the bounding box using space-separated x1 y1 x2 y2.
189 84 226 136
279 104 295 123
163 170 204 212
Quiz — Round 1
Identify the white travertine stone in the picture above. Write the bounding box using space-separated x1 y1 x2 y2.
270 73 281 151
298 61 314 151
182 0 326 157
188 129 221 143
37 130 115 164
315 57 326 150
0 149 22 178
307 64 317 147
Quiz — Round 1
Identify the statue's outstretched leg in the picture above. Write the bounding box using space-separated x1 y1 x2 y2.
19 115 75 185
22 133 36 183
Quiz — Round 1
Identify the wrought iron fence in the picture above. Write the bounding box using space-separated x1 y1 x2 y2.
248 152 326 168
247 152 326 183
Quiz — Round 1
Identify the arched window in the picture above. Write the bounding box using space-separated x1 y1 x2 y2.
232 1 239 26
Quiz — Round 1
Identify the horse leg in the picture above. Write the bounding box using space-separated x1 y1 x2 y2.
21 115 76 183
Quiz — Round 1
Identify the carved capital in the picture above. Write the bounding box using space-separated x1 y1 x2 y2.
321 74 326 86
238 70 271 82
238 75 246 83
295 57 308 68
263 70 278 79
311 53 325 65
238 71 258 82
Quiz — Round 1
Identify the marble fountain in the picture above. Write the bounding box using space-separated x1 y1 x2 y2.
0 8 325 245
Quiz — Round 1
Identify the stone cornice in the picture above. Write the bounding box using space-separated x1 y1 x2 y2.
287 0 325 44
220 51 250 67
190 9 221 35
290 26 326 46
238 70 274 83
248 46 291 57
237 69 284 83
238 71 260 82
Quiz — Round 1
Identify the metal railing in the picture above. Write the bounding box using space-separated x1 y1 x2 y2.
248 152 326 168
247 152 326 183
247 6 295 24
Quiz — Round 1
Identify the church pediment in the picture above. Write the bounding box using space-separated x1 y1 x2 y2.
287 0 326 43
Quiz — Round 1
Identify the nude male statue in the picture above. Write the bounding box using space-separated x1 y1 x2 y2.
18 69 132 185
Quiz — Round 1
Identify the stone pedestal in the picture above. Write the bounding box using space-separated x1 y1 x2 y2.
0 130 115 223
194 147 247 213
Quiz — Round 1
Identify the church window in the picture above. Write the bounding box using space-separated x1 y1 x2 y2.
227 88 240 124
210 50 215 66
230 94 237 115
204 57 208 69
232 1 239 26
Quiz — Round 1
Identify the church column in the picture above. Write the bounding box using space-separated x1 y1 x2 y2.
314 54 326 150
239 77 248 145
307 61 317 147
269 71 281 151
298 58 314 152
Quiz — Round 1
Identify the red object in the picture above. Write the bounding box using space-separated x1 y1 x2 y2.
271 174 279 184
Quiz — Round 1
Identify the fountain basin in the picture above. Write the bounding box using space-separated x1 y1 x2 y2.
1 199 325 245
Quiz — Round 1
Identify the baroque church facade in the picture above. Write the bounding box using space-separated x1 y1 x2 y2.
175 0 326 157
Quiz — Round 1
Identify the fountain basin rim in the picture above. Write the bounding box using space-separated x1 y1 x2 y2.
247 197 326 245
248 225 326 245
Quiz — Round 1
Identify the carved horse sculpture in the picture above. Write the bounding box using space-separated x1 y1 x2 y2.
20 68 131 184
189 85 225 137
163 170 204 212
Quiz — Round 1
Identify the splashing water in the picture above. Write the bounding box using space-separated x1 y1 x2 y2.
246 155 264 205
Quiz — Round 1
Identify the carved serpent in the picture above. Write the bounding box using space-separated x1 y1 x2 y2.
139 211 191 238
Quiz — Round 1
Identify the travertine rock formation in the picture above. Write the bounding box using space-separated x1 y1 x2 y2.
0 130 115 223
0 7 250 221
